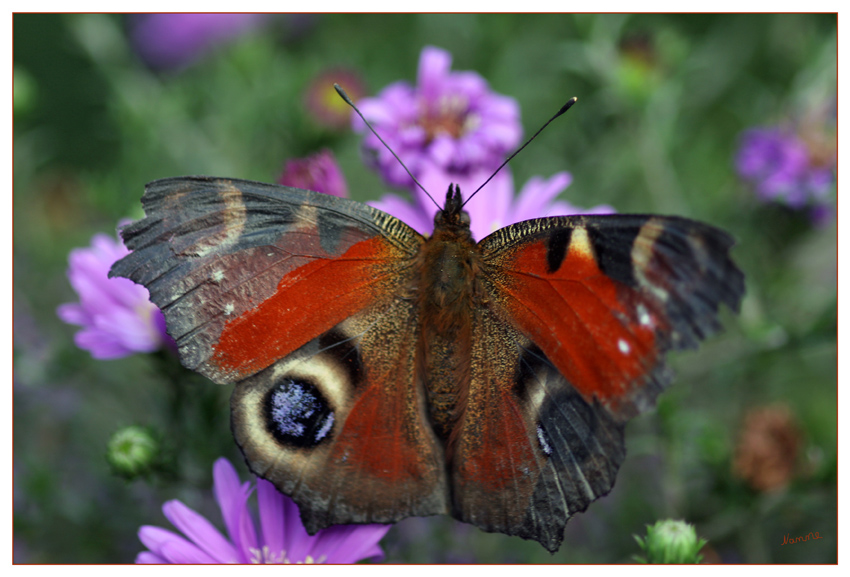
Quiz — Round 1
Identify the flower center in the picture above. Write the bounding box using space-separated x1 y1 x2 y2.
419 94 474 142
249 546 284 564
248 546 326 564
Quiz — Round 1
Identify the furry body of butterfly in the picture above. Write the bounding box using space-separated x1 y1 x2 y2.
111 176 744 552
415 185 479 446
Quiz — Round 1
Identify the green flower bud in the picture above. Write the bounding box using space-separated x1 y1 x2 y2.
634 519 708 564
106 426 160 479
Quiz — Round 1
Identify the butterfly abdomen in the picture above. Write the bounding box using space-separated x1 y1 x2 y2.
414 208 485 444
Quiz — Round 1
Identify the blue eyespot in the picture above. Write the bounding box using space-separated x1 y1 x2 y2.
265 379 335 448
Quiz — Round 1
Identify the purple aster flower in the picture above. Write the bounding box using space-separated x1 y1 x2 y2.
736 126 835 210
130 14 267 70
370 167 614 241
57 227 173 359
353 46 522 189
136 458 391 564
278 149 349 198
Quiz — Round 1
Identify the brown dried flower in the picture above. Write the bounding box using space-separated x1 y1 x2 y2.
732 405 802 492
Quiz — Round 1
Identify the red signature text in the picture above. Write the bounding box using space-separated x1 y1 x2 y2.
781 531 823 545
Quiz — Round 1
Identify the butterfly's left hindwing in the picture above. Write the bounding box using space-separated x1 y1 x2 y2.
230 297 451 530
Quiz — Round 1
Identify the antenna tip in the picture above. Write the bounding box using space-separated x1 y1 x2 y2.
334 83 353 105
557 96 578 116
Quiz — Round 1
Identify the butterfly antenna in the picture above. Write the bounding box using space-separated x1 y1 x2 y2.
462 96 578 209
334 83 440 210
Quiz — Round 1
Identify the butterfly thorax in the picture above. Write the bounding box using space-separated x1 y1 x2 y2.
414 185 484 443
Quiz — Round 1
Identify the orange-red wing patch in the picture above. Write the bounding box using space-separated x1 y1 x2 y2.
210 235 405 381
488 233 658 409
480 214 743 419
111 176 423 384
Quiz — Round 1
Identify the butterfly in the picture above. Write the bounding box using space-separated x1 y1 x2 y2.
111 175 743 552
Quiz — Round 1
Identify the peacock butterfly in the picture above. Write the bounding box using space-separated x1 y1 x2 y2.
110 171 743 552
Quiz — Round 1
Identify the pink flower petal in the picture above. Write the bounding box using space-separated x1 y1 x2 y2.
513 172 572 220
137 526 216 563
256 478 285 559
369 194 433 236
418 46 452 96
74 330 132 360
58 226 170 359
159 539 219 564
136 458 389 564
55 303 87 326
162 500 240 563
234 485 259 561
138 525 177 553
279 493 313 562
313 524 392 564
135 551 167 564
449 71 487 100
212 458 256 561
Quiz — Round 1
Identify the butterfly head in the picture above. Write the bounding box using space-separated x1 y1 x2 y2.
434 184 471 232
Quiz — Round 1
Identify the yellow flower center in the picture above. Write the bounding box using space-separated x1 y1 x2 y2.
248 546 327 564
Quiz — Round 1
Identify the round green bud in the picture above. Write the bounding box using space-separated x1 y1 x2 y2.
106 426 159 479
634 519 707 564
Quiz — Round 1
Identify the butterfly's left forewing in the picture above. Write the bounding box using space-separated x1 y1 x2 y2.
450 214 743 551
111 176 422 384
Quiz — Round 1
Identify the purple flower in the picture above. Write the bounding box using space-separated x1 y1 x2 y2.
736 127 835 210
353 46 522 189
57 228 173 359
370 167 615 241
136 458 391 564
130 14 267 70
278 149 349 198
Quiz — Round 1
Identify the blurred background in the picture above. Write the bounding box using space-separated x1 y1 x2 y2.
13 13 836 563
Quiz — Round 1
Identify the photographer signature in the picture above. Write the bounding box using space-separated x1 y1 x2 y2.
781 531 823 545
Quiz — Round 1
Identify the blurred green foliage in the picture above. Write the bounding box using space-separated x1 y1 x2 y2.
14 13 836 563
